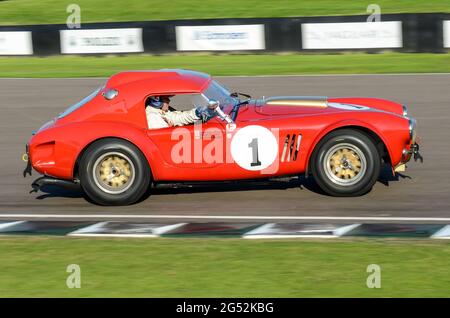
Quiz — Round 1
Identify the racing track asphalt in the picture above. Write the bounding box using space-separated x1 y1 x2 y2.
0 74 449 223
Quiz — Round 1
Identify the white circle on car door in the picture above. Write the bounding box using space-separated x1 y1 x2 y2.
230 125 278 171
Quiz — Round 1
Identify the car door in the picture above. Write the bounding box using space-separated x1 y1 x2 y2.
146 117 228 180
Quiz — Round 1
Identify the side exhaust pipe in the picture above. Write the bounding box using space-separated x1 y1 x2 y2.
30 176 80 193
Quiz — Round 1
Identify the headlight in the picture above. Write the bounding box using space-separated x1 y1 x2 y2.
402 104 408 117
409 118 417 144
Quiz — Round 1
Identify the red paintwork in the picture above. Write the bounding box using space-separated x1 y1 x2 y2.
27 69 415 182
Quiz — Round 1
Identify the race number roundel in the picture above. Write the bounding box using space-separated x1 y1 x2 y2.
231 125 278 171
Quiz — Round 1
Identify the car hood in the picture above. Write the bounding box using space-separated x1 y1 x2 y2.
254 96 404 116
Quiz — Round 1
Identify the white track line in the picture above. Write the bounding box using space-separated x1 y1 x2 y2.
153 223 186 235
243 223 361 239
334 223 361 236
431 225 450 239
68 221 109 235
0 214 449 222
68 222 185 237
244 235 339 239
0 221 26 230
68 233 159 238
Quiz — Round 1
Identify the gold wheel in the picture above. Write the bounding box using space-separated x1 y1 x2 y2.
323 143 367 186
93 152 135 194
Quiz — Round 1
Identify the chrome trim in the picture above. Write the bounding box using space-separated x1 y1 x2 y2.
409 118 417 144
102 89 119 100
402 148 412 163
401 143 423 163
402 104 408 117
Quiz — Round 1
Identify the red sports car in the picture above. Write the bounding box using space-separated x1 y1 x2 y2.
23 69 422 205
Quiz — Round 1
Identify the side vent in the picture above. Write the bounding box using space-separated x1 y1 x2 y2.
281 133 302 162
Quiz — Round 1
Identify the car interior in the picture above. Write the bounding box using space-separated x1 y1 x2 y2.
145 94 198 112
144 93 207 129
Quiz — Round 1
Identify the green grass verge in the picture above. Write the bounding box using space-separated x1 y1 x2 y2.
0 236 449 297
0 0 449 25
1 53 450 77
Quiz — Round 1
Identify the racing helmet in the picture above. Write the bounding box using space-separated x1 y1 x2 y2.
148 95 173 109
148 96 163 109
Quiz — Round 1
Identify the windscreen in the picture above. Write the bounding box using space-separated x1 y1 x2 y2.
201 80 237 107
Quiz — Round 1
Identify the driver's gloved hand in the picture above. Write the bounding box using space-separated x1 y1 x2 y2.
195 105 218 123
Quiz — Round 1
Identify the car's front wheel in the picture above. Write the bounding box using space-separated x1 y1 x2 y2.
310 129 381 196
78 138 151 205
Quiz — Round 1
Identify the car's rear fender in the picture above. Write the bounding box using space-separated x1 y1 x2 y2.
29 121 163 180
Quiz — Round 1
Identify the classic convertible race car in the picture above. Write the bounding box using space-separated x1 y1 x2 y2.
23 69 422 205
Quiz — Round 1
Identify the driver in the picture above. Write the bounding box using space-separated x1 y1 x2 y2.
146 95 218 129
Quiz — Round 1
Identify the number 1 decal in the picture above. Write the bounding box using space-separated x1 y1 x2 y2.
248 138 261 167
231 125 278 171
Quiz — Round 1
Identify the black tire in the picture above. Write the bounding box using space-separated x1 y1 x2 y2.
310 129 381 197
78 138 151 205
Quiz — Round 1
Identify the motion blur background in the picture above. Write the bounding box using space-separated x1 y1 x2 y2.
0 0 449 76
0 0 449 298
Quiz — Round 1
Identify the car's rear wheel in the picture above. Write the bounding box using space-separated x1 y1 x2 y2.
310 129 381 196
79 138 151 205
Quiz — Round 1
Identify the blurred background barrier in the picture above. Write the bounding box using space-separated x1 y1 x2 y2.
0 13 448 56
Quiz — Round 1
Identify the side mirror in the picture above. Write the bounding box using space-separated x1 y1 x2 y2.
208 99 219 109
210 99 235 127
102 89 119 100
